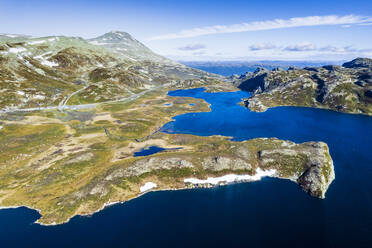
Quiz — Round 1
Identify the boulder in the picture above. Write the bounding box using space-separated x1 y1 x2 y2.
365 90 372 98
304 67 319 72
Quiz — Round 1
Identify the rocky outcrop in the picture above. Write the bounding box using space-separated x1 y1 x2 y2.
257 140 335 198
244 97 267 112
297 162 335 199
342 57 372 69
235 67 268 92
127 157 193 176
296 142 335 199
201 156 252 171
105 157 194 180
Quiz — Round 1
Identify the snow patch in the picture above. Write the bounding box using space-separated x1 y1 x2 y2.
34 51 52 60
140 182 157 192
17 55 32 67
184 168 277 185
48 37 57 42
0 126 3 130
9 47 27 53
28 40 46 45
89 41 109 45
3 34 18 38
113 31 124 36
33 95 45 100
17 91 25 96
281 141 295 148
41 59 59 67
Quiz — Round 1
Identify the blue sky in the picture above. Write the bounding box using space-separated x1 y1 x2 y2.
1 0 372 61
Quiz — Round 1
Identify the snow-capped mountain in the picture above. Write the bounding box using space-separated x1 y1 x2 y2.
88 31 176 64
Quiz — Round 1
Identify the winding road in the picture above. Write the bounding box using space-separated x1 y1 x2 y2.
0 83 172 114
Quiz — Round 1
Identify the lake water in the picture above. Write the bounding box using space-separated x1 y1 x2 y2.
1 88 371 248
134 146 166 157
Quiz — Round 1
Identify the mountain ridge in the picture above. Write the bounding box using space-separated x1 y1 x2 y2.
87 31 177 64
0 31 224 111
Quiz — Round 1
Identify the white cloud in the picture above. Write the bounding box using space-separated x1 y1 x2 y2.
358 22 372 26
318 45 341 52
283 43 372 54
192 51 206 56
249 43 276 51
178 43 206 51
170 42 372 61
284 42 317 51
149 15 372 40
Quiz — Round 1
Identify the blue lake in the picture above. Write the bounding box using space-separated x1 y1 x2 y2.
1 88 371 248
134 146 166 157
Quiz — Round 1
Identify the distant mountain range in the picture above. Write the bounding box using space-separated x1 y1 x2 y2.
182 60 345 76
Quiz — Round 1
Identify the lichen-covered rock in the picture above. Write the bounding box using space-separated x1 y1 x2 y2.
124 157 194 177
201 156 252 171
244 97 268 112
